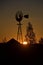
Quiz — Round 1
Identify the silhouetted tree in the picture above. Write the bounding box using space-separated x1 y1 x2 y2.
25 22 36 44
39 37 43 44
3 37 7 43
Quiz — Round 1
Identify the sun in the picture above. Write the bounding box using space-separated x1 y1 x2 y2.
23 41 28 45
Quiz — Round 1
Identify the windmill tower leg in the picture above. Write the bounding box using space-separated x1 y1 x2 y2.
17 23 23 43
20 24 23 43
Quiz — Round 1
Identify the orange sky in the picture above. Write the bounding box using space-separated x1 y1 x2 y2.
0 0 43 42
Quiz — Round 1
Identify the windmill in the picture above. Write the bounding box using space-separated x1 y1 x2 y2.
15 11 29 43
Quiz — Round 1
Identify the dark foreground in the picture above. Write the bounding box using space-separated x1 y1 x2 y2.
0 39 43 64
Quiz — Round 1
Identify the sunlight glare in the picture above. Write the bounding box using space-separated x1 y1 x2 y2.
23 41 28 45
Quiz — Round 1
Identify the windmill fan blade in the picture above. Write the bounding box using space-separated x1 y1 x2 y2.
24 15 29 18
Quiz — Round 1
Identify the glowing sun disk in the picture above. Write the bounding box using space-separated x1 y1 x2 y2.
23 41 27 45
